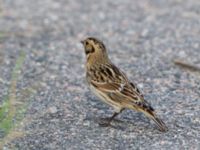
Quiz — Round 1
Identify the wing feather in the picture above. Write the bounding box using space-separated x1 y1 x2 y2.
88 63 146 107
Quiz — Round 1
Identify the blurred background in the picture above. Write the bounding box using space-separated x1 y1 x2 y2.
0 0 200 149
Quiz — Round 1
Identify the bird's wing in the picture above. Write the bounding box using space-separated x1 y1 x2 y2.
91 80 143 101
89 63 145 104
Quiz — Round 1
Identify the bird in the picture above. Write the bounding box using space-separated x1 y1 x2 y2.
81 37 168 132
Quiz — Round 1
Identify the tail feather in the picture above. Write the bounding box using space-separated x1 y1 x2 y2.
128 100 168 132
150 114 168 132
141 108 168 132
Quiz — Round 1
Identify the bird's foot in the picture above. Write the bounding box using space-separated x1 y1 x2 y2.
98 118 111 127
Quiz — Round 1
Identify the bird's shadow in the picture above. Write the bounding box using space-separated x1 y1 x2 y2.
84 111 153 132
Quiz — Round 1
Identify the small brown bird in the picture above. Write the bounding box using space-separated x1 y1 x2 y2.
81 37 168 132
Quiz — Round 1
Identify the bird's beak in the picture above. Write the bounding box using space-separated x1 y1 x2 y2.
80 40 84 44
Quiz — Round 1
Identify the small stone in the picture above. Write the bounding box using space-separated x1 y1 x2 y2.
193 43 199 49
141 29 149 37
0 78 3 83
178 51 186 57
48 106 58 114
138 83 144 89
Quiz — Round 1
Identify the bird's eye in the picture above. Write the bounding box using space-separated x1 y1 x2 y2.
85 41 89 45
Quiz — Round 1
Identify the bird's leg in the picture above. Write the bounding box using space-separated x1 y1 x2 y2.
98 108 125 127
99 112 119 127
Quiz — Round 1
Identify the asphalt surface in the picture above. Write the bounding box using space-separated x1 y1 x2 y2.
0 0 200 149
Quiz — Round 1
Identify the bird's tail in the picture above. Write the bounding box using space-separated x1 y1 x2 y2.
139 106 168 132
128 100 168 132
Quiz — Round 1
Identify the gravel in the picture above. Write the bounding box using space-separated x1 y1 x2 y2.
0 0 200 149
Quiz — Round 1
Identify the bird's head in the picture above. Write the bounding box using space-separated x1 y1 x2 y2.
81 37 109 63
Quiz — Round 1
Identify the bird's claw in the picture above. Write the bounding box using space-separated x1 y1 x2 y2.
98 118 111 127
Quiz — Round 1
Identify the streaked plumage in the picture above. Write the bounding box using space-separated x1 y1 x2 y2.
81 37 168 132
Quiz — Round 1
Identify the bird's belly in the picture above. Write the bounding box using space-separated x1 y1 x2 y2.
89 85 122 112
